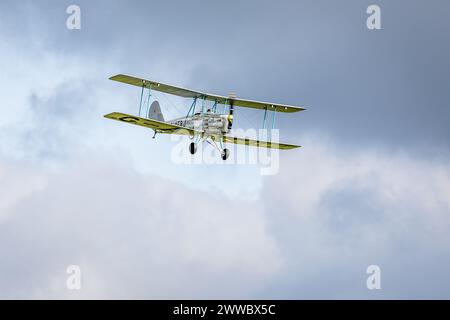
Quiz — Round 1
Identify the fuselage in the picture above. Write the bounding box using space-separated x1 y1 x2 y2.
168 112 230 136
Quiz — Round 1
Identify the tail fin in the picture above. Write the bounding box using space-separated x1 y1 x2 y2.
147 100 164 122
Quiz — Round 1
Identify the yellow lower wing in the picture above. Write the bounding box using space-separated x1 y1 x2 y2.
223 136 300 150
105 112 300 149
104 112 199 136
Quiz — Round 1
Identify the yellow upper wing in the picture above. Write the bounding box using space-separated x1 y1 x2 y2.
110 74 306 113
104 112 200 136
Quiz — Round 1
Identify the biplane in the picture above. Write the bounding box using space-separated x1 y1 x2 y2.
104 74 305 160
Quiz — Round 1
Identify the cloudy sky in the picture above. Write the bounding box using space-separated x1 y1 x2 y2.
0 0 449 299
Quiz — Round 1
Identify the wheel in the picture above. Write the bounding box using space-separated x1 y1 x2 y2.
189 142 197 155
221 148 230 160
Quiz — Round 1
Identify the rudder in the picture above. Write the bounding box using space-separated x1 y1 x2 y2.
147 100 164 122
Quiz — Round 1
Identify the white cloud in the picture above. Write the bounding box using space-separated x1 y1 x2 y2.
0 155 281 299
1 134 450 298
260 135 450 298
1 3 450 298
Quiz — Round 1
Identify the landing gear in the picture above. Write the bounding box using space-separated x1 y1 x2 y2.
189 142 197 154
221 148 230 161
191 138 229 160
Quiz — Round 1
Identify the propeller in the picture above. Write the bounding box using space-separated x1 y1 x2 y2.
227 93 236 130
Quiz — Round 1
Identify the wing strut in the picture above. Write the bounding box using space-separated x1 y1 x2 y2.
262 107 268 129
138 82 145 117
185 97 197 120
137 80 153 118
212 100 218 113
272 107 277 130
146 84 152 117
261 107 277 140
